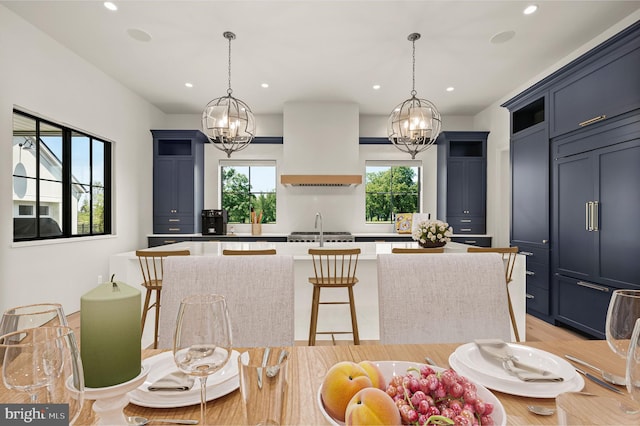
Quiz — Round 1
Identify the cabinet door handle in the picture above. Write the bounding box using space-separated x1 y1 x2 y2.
519 251 533 256
526 270 535 276
542 239 549 244
169 219 180 222
460 228 472 232
168 227 180 231
585 202 591 231
164 240 177 244
526 293 535 299
460 219 472 223
576 280 610 292
464 240 477 244
579 115 606 127
592 201 599 231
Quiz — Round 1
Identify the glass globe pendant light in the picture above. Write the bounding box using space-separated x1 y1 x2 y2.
387 33 442 159
202 31 256 157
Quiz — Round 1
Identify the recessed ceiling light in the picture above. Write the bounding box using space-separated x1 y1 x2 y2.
261 83 269 88
185 83 193 88
127 28 152 42
373 84 381 90
524 4 538 15
446 87 455 92
104 2 117 11
490 30 516 44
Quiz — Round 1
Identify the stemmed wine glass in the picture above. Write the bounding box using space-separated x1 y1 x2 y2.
1 326 84 424
173 294 232 425
627 318 640 406
606 289 640 359
0 303 68 336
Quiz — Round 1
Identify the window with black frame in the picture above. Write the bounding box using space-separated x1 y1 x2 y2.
365 161 421 222
220 161 276 224
12 110 112 241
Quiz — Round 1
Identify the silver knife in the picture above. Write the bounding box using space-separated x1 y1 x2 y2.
573 366 624 394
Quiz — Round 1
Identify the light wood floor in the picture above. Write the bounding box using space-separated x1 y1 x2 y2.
66 312 587 346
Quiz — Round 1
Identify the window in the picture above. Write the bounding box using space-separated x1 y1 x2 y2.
365 161 420 222
220 161 276 223
12 110 112 241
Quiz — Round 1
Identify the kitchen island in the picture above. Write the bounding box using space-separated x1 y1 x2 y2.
110 241 525 346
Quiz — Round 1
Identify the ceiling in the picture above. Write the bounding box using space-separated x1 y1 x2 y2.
3 1 639 116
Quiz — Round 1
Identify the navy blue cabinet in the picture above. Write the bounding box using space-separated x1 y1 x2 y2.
152 130 206 234
503 22 640 336
552 115 640 337
549 32 640 138
436 131 488 235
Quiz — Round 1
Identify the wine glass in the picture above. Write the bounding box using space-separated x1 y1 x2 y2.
173 294 232 425
627 318 640 406
1 326 84 424
0 303 68 336
606 289 640 358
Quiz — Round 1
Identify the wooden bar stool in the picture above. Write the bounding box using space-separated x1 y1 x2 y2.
136 249 190 348
307 248 361 345
467 246 520 342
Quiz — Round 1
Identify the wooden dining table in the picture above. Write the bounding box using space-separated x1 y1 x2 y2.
71 339 633 425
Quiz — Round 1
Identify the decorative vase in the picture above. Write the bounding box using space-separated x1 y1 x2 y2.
418 240 446 248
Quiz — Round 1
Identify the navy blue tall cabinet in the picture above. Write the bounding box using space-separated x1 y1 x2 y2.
503 21 640 338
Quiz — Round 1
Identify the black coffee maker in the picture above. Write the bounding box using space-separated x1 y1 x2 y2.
201 209 228 235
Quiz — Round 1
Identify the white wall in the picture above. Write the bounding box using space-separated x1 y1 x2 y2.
0 6 165 314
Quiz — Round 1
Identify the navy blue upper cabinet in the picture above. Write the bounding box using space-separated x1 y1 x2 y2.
151 130 206 234
548 23 640 138
436 131 488 234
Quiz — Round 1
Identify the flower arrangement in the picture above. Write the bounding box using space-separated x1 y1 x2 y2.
412 219 453 247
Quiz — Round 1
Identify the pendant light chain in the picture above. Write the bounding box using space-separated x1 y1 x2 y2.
411 36 416 96
226 32 233 95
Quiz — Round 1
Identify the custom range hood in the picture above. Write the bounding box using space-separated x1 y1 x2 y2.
280 174 362 187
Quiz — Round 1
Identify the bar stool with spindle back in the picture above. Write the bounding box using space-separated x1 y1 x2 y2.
307 248 361 345
136 249 190 348
467 246 520 342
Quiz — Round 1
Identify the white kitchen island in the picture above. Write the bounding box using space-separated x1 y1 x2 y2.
109 241 526 347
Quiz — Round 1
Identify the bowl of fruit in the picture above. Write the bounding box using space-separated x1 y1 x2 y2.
318 360 506 426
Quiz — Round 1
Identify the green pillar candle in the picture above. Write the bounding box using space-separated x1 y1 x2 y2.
81 279 141 388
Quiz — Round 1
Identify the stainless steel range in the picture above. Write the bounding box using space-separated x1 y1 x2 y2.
286 231 354 243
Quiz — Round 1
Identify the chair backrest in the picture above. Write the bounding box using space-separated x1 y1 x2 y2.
157 255 295 348
377 253 511 344
308 248 360 285
222 249 277 255
135 250 190 287
467 246 519 283
391 247 445 254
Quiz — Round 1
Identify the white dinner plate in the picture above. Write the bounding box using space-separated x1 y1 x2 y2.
449 343 584 398
128 350 240 408
317 360 506 426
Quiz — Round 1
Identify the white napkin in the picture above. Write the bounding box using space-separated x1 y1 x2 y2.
474 339 564 383
147 371 195 392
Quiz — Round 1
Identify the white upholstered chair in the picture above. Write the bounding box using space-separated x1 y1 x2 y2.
377 253 512 344
157 255 295 349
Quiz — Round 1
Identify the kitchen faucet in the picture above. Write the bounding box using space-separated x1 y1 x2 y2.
315 212 323 247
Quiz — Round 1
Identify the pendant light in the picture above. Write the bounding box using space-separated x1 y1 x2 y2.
387 33 442 159
202 31 256 157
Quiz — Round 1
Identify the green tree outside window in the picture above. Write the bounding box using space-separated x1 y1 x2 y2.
366 165 419 222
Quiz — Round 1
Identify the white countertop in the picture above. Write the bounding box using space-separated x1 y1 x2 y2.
118 240 473 260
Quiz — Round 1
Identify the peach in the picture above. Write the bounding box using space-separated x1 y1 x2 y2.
358 360 386 390
345 387 402 426
321 361 373 422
